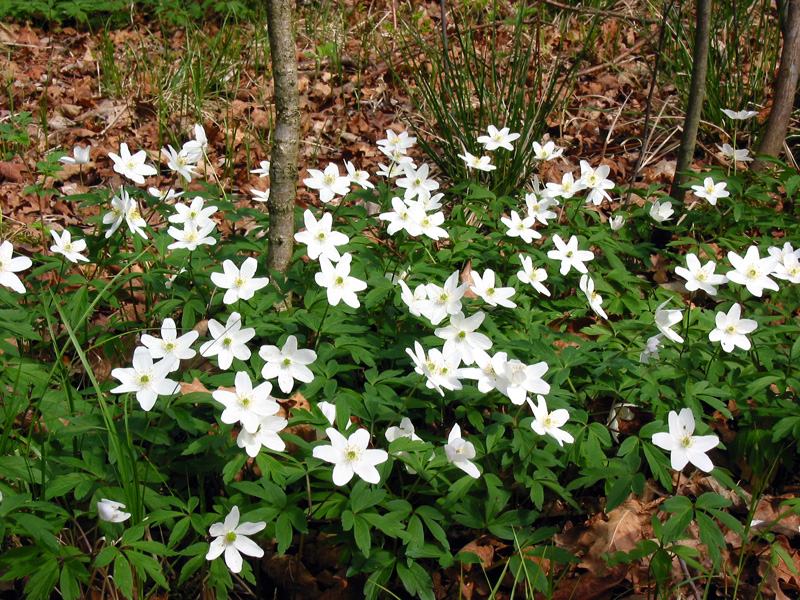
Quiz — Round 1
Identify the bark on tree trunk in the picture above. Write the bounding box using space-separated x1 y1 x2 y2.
669 0 711 203
265 0 300 274
753 0 800 171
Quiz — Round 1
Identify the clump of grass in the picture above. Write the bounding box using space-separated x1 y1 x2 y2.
388 0 605 197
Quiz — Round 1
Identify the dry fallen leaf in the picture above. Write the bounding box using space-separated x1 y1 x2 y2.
0 161 25 182
180 378 211 395
582 498 649 574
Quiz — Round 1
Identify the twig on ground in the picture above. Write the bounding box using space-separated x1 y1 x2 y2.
679 557 703 600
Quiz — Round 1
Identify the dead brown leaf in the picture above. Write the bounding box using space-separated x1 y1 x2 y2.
0 161 25 182
545 564 628 600
581 499 649 574
180 378 211 395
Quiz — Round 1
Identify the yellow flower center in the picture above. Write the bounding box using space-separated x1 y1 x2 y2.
344 443 363 462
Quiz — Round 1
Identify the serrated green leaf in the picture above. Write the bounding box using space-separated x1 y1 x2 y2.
397 560 434 600
114 554 133 600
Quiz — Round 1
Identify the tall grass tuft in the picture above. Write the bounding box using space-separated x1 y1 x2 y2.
388 1 606 198
654 0 781 144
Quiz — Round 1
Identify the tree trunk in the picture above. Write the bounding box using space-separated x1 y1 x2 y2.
265 0 300 273
669 0 711 202
753 0 800 171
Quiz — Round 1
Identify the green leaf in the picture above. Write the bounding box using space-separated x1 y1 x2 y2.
772 416 800 443
364 558 396 600
93 545 118 568
58 550 88 600
773 541 799 575
177 553 207 587
353 515 372 558
114 554 134 600
662 507 694 545
404 514 424 551
709 508 744 539
350 484 386 514
457 549 485 564
695 492 731 511
642 442 672 489
120 524 145 546
662 495 693 513
606 475 632 512
125 550 168 588
12 513 58 551
396 560 434 600
418 510 449 549
361 511 405 539
167 517 191 550
695 511 724 567
275 513 293 556
221 453 247 484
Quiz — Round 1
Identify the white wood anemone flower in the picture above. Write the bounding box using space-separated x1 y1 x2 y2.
312 427 389 485
110 346 179 411
259 334 317 395
303 163 351 203
199 311 255 370
477 125 520 151
139 317 198 373
50 230 89 263
708 303 757 352
651 408 719 473
546 234 594 276
206 506 265 573
654 299 684 344
108 142 157 185
444 423 480 479
97 499 131 523
210 257 269 305
527 395 573 446
726 246 779 297
315 253 367 309
674 253 728 296
0 240 32 294
294 209 350 262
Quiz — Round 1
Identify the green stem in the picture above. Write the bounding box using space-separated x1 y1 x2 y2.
385 376 424 431
313 301 331 352
703 345 722 378
403 463 448 504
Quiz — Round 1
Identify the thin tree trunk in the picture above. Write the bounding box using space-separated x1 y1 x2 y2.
669 0 712 202
753 0 800 171
265 0 300 273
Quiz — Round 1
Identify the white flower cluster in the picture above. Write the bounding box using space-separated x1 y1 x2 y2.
23 109 793 582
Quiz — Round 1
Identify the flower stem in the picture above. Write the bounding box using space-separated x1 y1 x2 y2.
385 375 424 431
